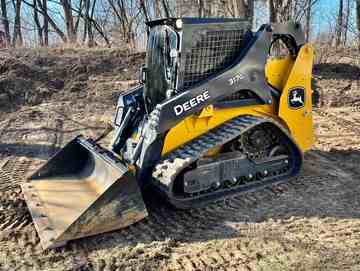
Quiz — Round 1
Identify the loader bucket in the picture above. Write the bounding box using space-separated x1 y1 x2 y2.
21 136 148 250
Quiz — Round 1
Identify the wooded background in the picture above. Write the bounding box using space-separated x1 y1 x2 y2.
0 0 359 50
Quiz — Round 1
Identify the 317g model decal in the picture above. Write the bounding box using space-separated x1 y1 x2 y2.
288 87 305 109
228 73 245 85
174 90 211 116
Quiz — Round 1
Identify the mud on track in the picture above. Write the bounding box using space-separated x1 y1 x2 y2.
1 104 360 271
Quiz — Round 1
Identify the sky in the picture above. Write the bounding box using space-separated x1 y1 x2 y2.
313 0 338 33
254 0 356 42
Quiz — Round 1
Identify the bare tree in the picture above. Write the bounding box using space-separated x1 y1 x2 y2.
161 0 171 17
230 0 254 25
82 0 96 47
22 0 68 42
43 0 48 46
342 0 350 46
0 0 10 45
108 0 140 48
357 0 360 49
71 0 110 47
139 0 150 23
13 0 23 46
61 0 77 43
198 0 205 17
305 0 312 42
33 0 44 45
176 0 253 20
303 0 321 42
335 0 343 47
154 0 162 17
269 0 293 23
82 0 88 42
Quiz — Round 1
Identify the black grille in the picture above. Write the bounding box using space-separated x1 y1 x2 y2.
183 29 245 89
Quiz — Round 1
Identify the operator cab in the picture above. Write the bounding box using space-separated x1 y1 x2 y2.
142 17 251 114
143 20 180 112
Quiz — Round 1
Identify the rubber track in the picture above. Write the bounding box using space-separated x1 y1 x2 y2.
152 115 301 208
153 115 263 188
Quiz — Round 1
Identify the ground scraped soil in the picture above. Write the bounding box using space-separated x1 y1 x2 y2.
0 48 360 271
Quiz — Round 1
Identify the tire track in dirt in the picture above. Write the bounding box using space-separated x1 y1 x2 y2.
0 176 340 270
2 107 360 270
0 157 33 232
0 119 12 140
0 168 354 270
0 157 32 191
85 174 335 240
19 171 336 271
0 136 42 268
317 109 360 134
0 108 67 264
145 175 337 271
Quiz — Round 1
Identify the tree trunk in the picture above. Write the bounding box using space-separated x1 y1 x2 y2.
20 0 67 43
13 0 23 47
74 0 83 36
269 0 292 23
343 0 350 46
33 0 44 46
269 0 277 23
140 0 150 24
61 0 77 43
161 0 170 17
198 0 205 17
83 0 90 42
140 0 150 37
33 0 67 43
0 0 10 46
155 0 161 18
335 0 343 47
357 0 360 50
43 0 48 46
305 0 312 42
231 0 254 27
87 0 96 47
247 0 254 26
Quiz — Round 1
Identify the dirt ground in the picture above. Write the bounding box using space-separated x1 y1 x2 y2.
0 48 360 271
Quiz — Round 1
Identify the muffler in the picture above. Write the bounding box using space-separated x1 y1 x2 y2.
21 136 148 249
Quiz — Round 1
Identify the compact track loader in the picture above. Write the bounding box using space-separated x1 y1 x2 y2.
22 18 315 249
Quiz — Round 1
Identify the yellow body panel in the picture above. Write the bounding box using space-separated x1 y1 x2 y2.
162 44 315 156
265 56 295 90
278 44 314 151
162 104 276 155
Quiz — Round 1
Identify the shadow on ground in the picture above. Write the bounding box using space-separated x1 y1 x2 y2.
0 143 61 159
314 63 360 80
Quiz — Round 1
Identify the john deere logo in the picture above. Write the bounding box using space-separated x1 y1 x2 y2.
288 88 305 109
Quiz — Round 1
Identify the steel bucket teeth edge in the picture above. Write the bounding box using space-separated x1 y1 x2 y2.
21 136 148 249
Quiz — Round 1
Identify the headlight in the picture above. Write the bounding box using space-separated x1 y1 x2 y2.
175 19 183 30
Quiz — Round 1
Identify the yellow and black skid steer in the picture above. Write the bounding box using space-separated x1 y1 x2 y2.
22 17 315 249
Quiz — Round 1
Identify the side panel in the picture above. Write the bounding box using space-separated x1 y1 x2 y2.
162 104 276 155
278 44 315 152
265 56 295 91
